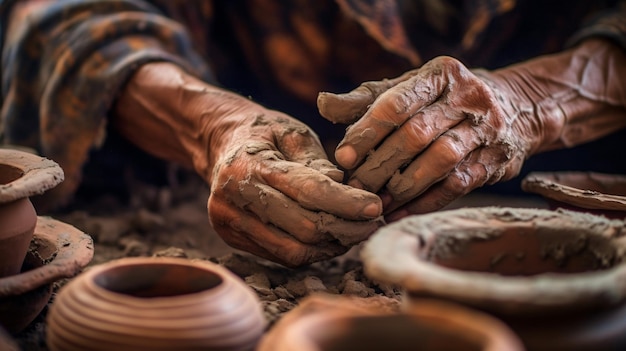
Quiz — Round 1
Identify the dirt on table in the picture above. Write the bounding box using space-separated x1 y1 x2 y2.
12 170 402 350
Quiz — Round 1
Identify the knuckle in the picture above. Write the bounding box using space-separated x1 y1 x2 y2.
433 56 463 71
433 138 466 168
447 169 473 192
403 118 434 150
377 89 415 122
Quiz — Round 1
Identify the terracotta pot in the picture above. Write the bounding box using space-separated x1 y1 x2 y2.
522 171 626 219
0 197 36 278
0 149 64 278
258 294 523 351
0 217 94 334
362 207 626 350
47 257 266 351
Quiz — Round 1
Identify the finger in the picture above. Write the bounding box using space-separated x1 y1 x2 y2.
347 103 466 192
271 121 344 182
384 149 492 221
208 198 347 267
256 155 382 220
239 182 379 246
384 119 487 209
334 62 451 169
317 69 420 124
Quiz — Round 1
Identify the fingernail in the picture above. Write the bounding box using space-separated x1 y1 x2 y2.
335 146 357 169
362 202 382 218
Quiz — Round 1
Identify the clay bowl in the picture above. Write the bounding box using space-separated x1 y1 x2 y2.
47 257 266 351
0 217 94 334
362 207 626 350
522 171 626 219
0 149 64 278
257 294 524 351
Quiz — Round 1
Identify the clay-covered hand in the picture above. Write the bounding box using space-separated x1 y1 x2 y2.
318 39 626 221
114 62 383 267
205 106 383 267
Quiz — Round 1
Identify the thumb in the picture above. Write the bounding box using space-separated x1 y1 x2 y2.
317 69 419 124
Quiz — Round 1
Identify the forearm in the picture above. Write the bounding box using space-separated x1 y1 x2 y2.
488 38 626 155
113 62 263 182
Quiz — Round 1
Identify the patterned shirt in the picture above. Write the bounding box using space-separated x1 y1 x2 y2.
1 0 624 205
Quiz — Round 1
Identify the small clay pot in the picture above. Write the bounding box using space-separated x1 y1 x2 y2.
257 294 523 351
362 207 626 350
0 217 94 334
522 171 626 219
0 196 36 278
47 257 266 351
0 149 64 278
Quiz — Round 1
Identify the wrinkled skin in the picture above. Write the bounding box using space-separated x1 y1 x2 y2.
115 62 383 267
318 39 626 221
206 108 383 267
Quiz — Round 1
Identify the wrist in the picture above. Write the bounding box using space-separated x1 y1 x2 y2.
113 62 264 182
488 38 626 154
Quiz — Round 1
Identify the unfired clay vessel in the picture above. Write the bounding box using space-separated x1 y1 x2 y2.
47 256 266 351
362 207 626 350
522 171 626 219
0 149 64 278
258 293 524 351
0 149 93 334
0 216 94 333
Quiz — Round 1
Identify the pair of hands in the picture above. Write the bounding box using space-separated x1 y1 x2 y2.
121 39 621 267
207 56 548 267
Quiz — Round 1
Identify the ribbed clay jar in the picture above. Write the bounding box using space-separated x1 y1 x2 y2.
47 257 266 351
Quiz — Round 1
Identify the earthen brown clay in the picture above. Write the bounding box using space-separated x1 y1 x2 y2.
522 171 626 218
47 256 266 351
362 207 626 350
257 293 523 351
0 149 64 278
0 216 93 333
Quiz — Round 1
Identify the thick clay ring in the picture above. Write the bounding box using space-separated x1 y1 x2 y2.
362 207 626 315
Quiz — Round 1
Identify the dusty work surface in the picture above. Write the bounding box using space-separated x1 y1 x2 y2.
12 171 547 350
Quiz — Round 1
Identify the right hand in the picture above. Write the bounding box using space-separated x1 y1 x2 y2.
205 105 383 267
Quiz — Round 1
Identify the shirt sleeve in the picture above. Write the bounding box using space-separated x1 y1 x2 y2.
567 1 626 51
0 0 213 206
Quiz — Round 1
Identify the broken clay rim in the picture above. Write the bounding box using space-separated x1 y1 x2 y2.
522 171 626 212
362 207 626 315
0 216 94 297
0 148 64 204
